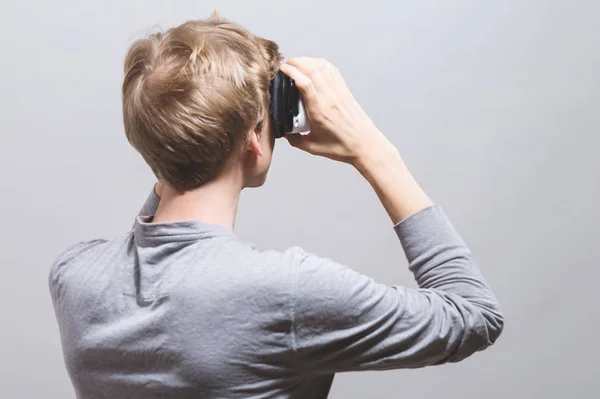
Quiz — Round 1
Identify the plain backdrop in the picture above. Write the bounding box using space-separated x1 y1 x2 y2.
1 0 599 398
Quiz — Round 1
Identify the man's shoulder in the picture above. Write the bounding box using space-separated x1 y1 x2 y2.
48 235 126 292
51 239 106 269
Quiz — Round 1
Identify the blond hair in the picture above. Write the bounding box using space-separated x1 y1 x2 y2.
122 13 282 191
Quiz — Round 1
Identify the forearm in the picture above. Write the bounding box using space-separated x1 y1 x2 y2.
354 138 432 224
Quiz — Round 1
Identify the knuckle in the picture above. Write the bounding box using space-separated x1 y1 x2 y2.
299 78 313 90
297 80 317 99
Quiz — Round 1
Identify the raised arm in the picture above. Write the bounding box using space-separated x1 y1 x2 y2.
280 58 503 375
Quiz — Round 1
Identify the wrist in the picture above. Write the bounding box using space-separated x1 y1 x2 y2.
353 137 402 178
352 136 432 223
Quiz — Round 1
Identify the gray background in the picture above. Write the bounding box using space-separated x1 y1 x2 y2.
1 0 598 398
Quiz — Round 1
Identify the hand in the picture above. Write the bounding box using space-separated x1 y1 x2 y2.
282 57 431 223
280 57 393 166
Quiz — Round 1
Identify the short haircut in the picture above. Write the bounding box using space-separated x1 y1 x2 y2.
122 13 282 191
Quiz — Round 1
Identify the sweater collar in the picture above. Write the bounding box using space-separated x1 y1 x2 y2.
133 215 236 245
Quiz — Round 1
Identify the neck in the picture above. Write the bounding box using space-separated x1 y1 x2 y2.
153 170 243 232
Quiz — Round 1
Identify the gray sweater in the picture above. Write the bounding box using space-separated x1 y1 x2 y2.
49 190 503 399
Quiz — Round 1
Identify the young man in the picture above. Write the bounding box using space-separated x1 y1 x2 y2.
49 14 503 399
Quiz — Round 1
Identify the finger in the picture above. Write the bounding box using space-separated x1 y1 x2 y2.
279 62 308 87
279 63 319 106
285 57 328 91
286 57 320 77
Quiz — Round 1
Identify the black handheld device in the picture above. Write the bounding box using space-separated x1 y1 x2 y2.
269 70 310 138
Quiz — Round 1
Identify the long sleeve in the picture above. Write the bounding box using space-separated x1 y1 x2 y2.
289 205 504 375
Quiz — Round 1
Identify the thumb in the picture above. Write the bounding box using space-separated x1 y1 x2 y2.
285 133 317 154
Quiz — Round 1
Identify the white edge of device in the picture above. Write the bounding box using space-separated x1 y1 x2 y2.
290 98 310 134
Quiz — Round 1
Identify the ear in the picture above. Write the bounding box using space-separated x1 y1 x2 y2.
247 122 264 156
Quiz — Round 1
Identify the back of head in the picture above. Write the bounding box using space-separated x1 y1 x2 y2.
122 13 282 191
